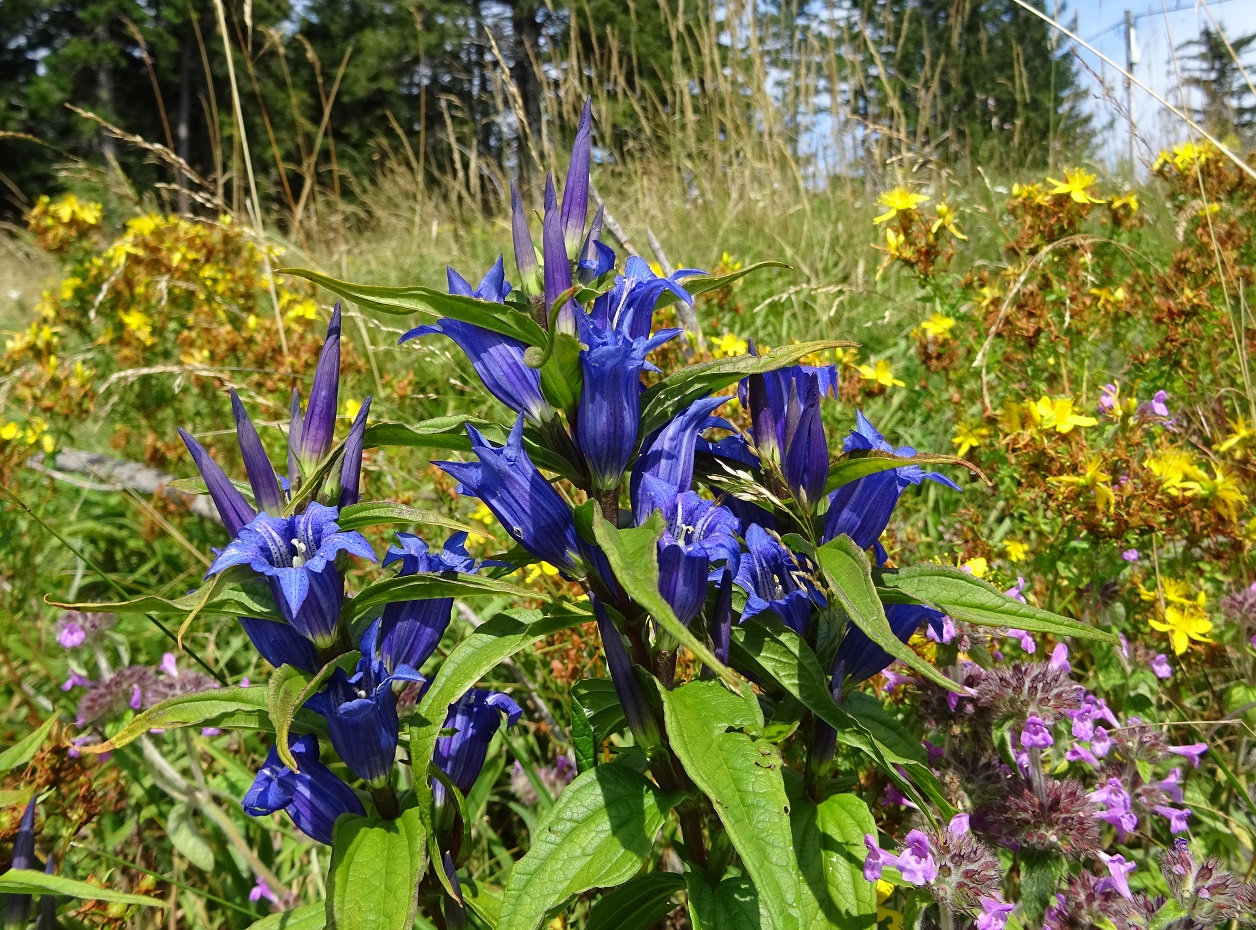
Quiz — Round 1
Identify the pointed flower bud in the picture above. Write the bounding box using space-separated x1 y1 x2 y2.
336 396 371 509
512 183 542 296
542 189 577 335
560 98 593 259
298 305 342 471
732 524 822 635
592 596 660 750
178 428 257 536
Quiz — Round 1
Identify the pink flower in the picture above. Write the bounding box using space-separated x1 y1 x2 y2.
1005 627 1035 652
160 653 179 678
977 897 1015 930
248 877 279 904
863 835 884 881
1091 727 1112 758
1097 851 1136 901
1153 805 1191 834
948 813 971 836
1049 642 1071 673
1155 769 1185 804
1151 654 1172 680
1121 549 1140 562
129 684 143 711
1065 743 1100 767
1021 716 1054 749
57 622 86 649
1167 743 1208 768
896 830 938 885
61 671 91 692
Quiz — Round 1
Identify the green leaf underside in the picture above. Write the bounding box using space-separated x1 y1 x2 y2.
409 607 590 811
281 269 547 346
662 680 804 930
877 563 1119 643
592 513 739 688
0 869 167 907
328 809 426 930
585 872 686 930
823 452 978 496
498 765 680 930
364 418 582 482
166 802 216 871
638 340 853 439
815 537 962 693
337 501 482 537
661 261 793 304
81 687 326 754
50 577 282 621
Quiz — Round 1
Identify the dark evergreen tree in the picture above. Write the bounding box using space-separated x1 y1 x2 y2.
1179 26 1256 144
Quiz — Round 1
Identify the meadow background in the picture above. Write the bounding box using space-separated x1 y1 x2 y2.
3 0 1256 926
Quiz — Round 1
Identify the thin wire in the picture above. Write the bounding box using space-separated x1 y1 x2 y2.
1084 0 1245 44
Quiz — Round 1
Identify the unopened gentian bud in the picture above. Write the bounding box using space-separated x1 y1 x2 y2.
592 597 660 751
298 305 343 471
511 183 542 296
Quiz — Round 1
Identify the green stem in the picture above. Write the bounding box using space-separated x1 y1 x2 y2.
371 784 400 819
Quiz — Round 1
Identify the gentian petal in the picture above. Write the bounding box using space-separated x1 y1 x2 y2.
560 98 593 259
512 182 542 295
543 188 576 335
337 396 371 509
178 428 256 536
230 390 285 514
299 305 342 469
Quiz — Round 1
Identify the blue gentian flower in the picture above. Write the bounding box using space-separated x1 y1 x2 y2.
230 388 285 515
237 616 322 674
635 476 740 625
560 98 593 259
542 175 578 335
576 205 616 284
743 363 836 506
831 602 945 686
177 426 256 536
444 256 512 303
576 315 680 491
294 304 344 475
710 567 734 667
732 524 822 634
436 416 583 575
588 256 698 340
242 734 366 844
433 689 522 807
4 797 37 927
206 502 376 649
379 532 505 673
823 411 961 561
633 395 728 497
591 596 660 749
307 621 424 788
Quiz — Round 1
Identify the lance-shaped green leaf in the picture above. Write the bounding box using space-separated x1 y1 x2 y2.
327 808 426 930
345 573 538 626
685 874 766 930
638 339 853 439
0 869 167 907
0 716 57 774
498 764 681 930
585 872 686 930
655 261 792 307
281 268 547 346
789 791 878 929
823 451 982 496
408 607 590 810
77 687 325 754
591 512 739 688
876 563 1119 643
336 501 481 537
365 417 582 483
662 679 803 930
815 537 962 693
49 578 282 622
268 655 359 772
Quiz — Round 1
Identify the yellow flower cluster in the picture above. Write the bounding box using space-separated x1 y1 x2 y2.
1144 451 1247 521
26 194 103 254
873 188 930 225
913 313 956 341
0 417 55 455
1046 168 1105 205
1139 578 1212 654
1048 456 1116 513
1153 141 1214 175
1020 396 1098 435
951 422 989 458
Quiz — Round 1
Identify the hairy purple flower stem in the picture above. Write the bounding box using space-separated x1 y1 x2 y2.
371 784 400 819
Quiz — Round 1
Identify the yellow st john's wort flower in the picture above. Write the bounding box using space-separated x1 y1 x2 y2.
1048 456 1116 513
961 557 989 578
1144 450 1206 496
343 398 363 422
1184 464 1249 522
930 202 967 240
914 313 956 341
1138 577 1202 609
874 188 930 224
1150 604 1213 655
1047 168 1105 205
710 332 748 358
857 359 905 388
524 561 561 584
1217 416 1254 454
1089 286 1126 309
952 422 990 458
719 251 742 273
1110 192 1140 213
1026 396 1098 434
118 308 155 346
1003 539 1029 562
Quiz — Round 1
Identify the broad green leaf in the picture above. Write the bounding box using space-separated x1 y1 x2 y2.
823 452 975 496
685 872 766 930
346 573 538 626
1018 849 1065 927
789 791 877 929
281 269 547 346
538 332 583 411
50 578 282 622
840 692 927 766
327 808 426 930
585 872 686 930
591 513 738 688
815 537 961 693
0 869 166 907
571 700 597 773
337 501 481 537
246 902 327 930
0 715 57 773
876 563 1118 643
662 680 803 930
638 340 852 439
659 261 792 305
79 687 325 754
461 876 503 926
166 802 215 871
499 765 680 930
572 678 628 745
409 607 590 810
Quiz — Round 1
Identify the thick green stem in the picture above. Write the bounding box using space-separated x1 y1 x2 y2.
371 784 400 819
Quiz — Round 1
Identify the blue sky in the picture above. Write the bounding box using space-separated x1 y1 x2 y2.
1065 0 1256 165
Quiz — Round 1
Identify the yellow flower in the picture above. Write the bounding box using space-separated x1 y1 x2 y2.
285 298 319 324
1003 539 1029 562
961 557 989 578
914 313 956 341
1145 450 1206 496
719 251 742 273
1011 182 1049 205
343 398 362 422
930 202 967 240
874 188 930 224
1027 396 1098 434
1150 604 1213 655
0 422 20 442
883 227 908 260
1047 456 1116 513
952 423 990 458
877 907 904 930
1110 192 1139 213
1184 464 1248 522
118 308 155 346
857 359 905 388
246 313 260 332
125 214 161 238
711 332 749 358
524 561 561 584
1089 286 1126 309
1217 416 1254 454
470 501 496 527
1160 141 1213 173
1138 577 1199 608
1047 168 1105 205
